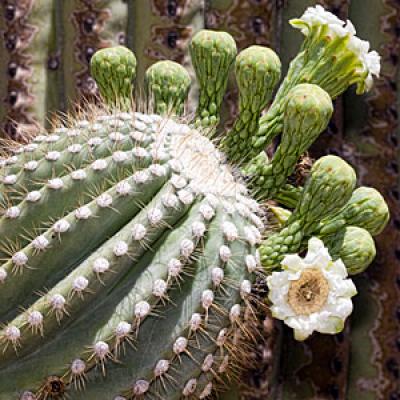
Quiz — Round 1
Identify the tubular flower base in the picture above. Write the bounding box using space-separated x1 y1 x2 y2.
0 6 389 400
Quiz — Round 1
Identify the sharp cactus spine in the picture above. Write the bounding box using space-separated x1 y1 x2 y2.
0 7 389 400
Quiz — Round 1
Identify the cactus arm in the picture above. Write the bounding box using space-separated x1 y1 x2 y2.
90 46 136 110
190 30 237 129
145 60 191 116
249 84 333 200
260 155 356 270
221 46 281 163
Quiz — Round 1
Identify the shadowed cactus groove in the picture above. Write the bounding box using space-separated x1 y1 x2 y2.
0 5 390 400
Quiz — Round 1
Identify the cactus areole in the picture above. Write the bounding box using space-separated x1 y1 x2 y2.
0 6 389 400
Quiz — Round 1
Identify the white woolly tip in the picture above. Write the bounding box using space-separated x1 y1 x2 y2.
133 170 150 184
77 120 90 128
71 359 86 375
24 143 38 152
200 382 213 399
199 204 215 221
92 159 108 171
97 193 113 208
114 397 127 400
153 279 168 298
116 181 132 196
173 336 188 354
112 151 129 163
223 221 238 241
109 131 125 142
26 191 42 202
73 276 89 292
48 178 64 190
229 304 242 323
219 245 232 262
6 206 20 219
190 313 202 331
192 221 206 238
178 189 194 205
135 301 151 319
32 235 49 250
132 146 148 157
180 239 195 258
67 129 79 137
162 193 179 208
88 137 103 146
75 206 92 220
183 379 197 396
131 224 147 241
46 151 61 161
201 290 214 310
5 326 20 342
211 267 224 287
20 391 36 400
94 341 110 359
149 164 167 177
219 355 229 373
27 310 43 328
24 160 38 171
240 280 252 299
12 251 28 267
245 254 258 273
202 354 214 372
71 169 87 180
216 328 228 347
93 257 110 274
130 131 146 142
0 267 7 283
168 258 183 277
3 174 17 185
50 294 66 310
147 208 163 225
171 174 187 189
154 359 169 376
68 144 82 153
113 241 129 256
133 380 150 395
115 321 132 338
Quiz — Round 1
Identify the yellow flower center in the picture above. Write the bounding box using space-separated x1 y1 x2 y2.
287 268 329 315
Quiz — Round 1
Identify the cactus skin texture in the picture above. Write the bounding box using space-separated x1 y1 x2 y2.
0 8 390 400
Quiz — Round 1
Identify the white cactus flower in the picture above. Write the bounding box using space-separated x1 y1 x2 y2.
267 237 357 341
290 5 381 92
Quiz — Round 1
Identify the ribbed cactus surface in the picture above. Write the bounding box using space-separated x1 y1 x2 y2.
0 3 394 400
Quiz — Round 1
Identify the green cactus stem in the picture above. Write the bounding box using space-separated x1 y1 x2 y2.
190 30 237 129
221 46 281 163
249 84 333 200
145 60 191 116
259 155 356 270
90 46 137 110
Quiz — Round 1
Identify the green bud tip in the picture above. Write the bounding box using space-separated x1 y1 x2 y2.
90 46 137 110
145 60 191 116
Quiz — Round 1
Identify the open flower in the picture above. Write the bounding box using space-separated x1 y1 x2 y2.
290 5 381 93
266 237 357 341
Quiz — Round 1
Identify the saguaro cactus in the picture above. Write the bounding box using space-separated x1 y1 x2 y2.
0 6 389 400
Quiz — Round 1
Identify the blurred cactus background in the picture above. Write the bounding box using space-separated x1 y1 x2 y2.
0 0 398 399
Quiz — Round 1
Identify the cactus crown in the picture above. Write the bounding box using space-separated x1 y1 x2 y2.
0 6 389 400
